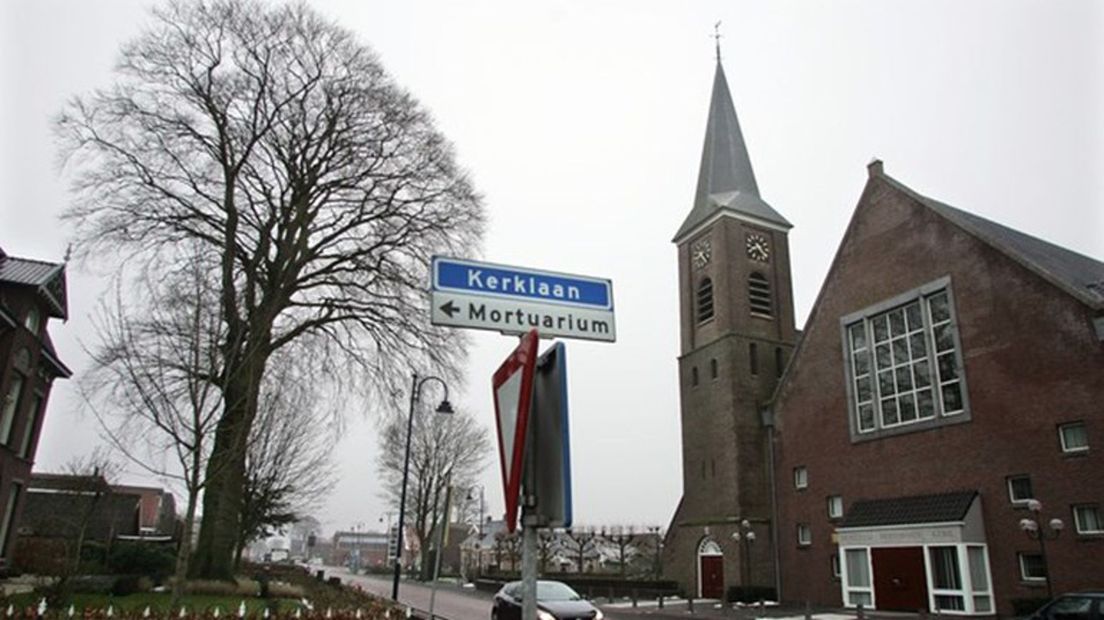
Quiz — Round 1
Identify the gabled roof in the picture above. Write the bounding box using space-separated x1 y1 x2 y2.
878 169 1104 310
840 490 977 528
674 59 790 242
0 246 68 319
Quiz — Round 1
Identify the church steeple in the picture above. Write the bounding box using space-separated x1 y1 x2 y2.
673 58 791 242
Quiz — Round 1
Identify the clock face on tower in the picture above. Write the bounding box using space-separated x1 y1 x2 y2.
692 239 712 269
746 233 771 262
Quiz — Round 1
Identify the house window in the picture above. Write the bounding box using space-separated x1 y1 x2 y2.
1073 505 1103 534
17 394 44 459
967 546 993 613
1007 475 1033 505
827 495 844 519
24 307 41 334
844 548 872 607
0 374 26 446
691 367 699 387
710 358 718 380
1018 552 1046 581
749 343 759 375
0 483 21 559
797 523 811 546
748 273 772 317
843 284 967 437
831 553 841 578
1059 422 1089 453
793 466 808 490
697 278 715 323
929 546 965 611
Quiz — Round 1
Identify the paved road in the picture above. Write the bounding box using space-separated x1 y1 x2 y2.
332 569 494 619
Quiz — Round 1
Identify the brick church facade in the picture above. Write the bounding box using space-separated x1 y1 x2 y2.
664 53 1103 616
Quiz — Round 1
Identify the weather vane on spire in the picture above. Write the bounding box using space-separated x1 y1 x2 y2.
713 21 722 62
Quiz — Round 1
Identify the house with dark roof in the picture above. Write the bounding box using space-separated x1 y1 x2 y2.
771 162 1104 615
0 246 70 571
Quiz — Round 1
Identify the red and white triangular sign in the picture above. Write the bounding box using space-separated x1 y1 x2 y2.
492 329 539 533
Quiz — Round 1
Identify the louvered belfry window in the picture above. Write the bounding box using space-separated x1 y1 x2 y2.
697 278 715 323
748 272 773 317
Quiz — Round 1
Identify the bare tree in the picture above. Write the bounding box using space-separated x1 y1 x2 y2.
377 406 489 576
58 0 484 578
563 527 599 574
83 250 226 601
234 348 338 567
603 526 642 577
61 449 120 573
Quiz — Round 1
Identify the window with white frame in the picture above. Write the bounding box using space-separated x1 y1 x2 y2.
831 553 841 578
797 523 811 546
967 546 993 613
844 548 872 607
1018 552 1046 581
1073 505 1103 534
827 495 844 519
844 286 966 436
1059 422 1089 453
0 374 25 446
794 466 808 490
929 546 966 611
0 483 20 559
1007 475 1033 504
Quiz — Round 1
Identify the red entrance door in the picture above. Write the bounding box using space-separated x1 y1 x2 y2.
700 555 724 599
872 547 929 612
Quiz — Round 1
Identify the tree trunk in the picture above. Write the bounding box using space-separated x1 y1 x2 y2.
191 356 266 579
172 486 200 606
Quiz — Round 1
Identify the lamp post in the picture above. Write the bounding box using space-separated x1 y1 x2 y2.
392 372 454 601
731 519 756 592
1019 499 1064 599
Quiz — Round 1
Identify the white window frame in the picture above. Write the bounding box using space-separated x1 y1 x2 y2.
840 547 873 608
1073 505 1103 535
831 553 841 578
1007 475 1033 505
841 279 970 442
828 495 844 519
1018 552 1046 581
794 466 808 490
1059 422 1089 454
796 523 811 546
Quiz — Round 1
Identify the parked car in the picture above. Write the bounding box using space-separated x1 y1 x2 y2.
1029 593 1104 620
492 580 604 620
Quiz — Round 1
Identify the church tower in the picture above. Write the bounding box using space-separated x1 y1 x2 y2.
663 51 797 599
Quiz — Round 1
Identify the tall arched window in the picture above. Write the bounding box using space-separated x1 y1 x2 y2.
697 278 715 323
748 272 773 317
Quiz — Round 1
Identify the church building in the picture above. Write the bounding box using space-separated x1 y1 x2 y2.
664 52 1104 616
662 53 796 600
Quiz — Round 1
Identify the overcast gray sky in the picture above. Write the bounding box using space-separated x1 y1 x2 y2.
2 1 1101 538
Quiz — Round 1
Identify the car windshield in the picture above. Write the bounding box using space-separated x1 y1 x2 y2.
537 582 582 602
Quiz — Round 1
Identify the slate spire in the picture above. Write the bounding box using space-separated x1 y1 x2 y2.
674 57 790 242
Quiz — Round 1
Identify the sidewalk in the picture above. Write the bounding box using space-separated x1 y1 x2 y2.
602 599 925 620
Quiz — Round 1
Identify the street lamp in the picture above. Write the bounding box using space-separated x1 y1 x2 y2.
392 372 454 601
1019 499 1064 599
731 519 757 593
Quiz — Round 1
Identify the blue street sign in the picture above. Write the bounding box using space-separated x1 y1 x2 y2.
433 257 613 310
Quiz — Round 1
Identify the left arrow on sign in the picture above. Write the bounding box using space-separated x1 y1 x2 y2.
439 300 460 318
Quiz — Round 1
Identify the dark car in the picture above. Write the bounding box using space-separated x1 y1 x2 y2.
492 580 604 620
1029 593 1104 620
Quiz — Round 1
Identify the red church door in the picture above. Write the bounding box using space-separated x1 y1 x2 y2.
872 547 929 612
700 555 725 599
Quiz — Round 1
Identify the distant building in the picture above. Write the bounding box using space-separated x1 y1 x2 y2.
0 247 70 571
13 473 178 573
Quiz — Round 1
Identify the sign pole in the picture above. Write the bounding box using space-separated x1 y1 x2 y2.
521 502 539 620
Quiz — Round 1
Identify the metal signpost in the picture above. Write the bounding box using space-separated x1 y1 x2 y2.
430 256 615 620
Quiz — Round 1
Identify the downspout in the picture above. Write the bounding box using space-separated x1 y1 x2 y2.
761 406 782 599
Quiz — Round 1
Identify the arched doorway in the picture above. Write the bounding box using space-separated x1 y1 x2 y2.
698 537 724 599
